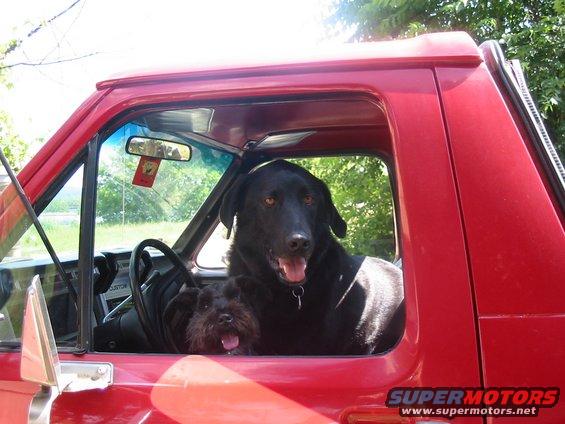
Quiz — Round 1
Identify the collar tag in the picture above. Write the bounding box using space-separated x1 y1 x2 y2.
291 286 305 310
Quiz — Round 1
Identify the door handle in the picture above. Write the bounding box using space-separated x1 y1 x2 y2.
341 406 450 423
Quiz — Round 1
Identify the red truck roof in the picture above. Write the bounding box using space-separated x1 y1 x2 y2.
96 31 482 90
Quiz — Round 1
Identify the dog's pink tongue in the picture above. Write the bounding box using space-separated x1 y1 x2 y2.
278 257 307 283
221 334 239 351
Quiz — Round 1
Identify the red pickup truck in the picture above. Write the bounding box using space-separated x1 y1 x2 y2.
0 32 563 423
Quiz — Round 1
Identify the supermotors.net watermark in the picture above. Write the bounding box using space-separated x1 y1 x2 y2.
386 387 559 418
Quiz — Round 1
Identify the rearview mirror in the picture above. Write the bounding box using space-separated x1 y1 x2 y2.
126 136 192 161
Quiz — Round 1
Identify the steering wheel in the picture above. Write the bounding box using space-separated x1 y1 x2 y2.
129 238 196 351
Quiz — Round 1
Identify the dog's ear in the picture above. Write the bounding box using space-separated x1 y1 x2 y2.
219 175 248 238
315 177 347 238
234 275 272 305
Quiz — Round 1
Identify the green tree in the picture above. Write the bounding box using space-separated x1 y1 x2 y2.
1 1 85 171
0 111 28 172
1 40 28 172
293 156 396 260
96 128 232 226
97 167 166 224
330 0 565 159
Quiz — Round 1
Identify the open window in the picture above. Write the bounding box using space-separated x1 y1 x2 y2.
0 159 84 351
88 94 404 356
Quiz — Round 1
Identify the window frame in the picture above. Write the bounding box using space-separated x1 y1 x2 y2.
77 137 99 352
481 40 564 210
0 150 88 353
81 94 403 355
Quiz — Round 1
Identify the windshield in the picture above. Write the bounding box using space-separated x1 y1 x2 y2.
95 121 234 251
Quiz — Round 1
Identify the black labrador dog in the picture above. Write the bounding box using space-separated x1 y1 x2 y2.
220 160 404 355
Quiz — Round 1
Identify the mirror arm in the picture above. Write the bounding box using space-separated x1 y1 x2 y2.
21 276 113 424
28 386 59 424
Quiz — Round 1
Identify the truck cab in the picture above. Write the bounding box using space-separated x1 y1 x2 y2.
0 32 563 423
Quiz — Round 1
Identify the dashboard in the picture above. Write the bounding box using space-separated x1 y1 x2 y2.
0 247 226 352
0 250 146 348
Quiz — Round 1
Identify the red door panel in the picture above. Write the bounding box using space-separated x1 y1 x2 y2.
437 65 565 423
480 316 565 423
436 65 565 316
2 67 481 423
0 353 38 424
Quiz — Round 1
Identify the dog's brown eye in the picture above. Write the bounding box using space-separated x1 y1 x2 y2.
264 196 276 207
304 195 314 205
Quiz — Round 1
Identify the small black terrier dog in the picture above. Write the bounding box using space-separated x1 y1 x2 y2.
169 276 269 355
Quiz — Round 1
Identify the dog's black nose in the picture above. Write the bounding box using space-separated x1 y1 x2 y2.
287 233 311 252
218 313 233 324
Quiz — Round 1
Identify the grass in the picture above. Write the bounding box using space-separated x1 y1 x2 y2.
11 221 187 259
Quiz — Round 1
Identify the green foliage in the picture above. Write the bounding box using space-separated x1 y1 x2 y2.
97 165 166 224
44 196 80 214
0 39 17 87
0 111 28 172
293 156 395 260
331 0 565 159
97 154 228 225
95 126 233 252
13 220 187 260
1 37 29 172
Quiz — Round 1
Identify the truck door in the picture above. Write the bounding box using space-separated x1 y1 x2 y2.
1 65 483 423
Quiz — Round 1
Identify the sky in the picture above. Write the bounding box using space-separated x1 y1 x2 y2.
0 0 352 145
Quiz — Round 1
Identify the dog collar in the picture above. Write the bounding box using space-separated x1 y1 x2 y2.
291 285 304 310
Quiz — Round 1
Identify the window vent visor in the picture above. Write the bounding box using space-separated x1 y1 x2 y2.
252 131 316 150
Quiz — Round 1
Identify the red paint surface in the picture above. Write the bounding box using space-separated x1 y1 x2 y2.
436 64 565 423
436 65 565 315
96 32 481 90
480 315 565 423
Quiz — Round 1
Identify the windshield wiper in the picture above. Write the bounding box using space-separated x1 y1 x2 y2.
0 149 78 306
